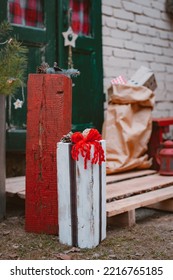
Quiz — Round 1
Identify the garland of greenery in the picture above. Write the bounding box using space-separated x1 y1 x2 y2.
0 21 27 96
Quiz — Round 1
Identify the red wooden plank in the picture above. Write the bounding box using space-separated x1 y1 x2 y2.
25 74 72 234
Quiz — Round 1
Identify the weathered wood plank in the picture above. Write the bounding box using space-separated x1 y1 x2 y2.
106 173 173 201
6 176 25 197
106 185 173 217
106 169 157 184
6 176 25 185
5 170 173 228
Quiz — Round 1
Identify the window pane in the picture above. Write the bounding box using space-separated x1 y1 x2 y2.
8 0 44 29
69 0 91 36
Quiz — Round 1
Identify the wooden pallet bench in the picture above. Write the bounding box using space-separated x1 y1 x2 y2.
6 169 173 227
106 169 173 227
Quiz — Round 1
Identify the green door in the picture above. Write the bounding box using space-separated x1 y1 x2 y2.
1 0 103 152
58 0 104 132
1 0 56 151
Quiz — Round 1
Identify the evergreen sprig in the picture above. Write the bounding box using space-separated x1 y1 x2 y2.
0 22 27 96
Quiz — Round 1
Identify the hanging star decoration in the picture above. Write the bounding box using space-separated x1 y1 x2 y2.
62 26 78 48
7 77 25 109
13 99 23 109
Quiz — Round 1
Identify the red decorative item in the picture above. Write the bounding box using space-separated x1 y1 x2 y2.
156 140 173 175
71 128 105 169
148 117 173 170
25 74 72 234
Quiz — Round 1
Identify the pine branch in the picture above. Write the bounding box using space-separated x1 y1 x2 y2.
0 21 28 96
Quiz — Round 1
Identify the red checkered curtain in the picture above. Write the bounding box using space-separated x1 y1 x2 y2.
69 0 91 36
8 0 44 28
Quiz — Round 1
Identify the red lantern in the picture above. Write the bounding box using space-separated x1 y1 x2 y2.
156 140 173 175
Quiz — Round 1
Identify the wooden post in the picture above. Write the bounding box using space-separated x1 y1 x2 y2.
25 74 72 234
147 198 173 212
57 140 106 248
107 210 136 227
0 94 6 220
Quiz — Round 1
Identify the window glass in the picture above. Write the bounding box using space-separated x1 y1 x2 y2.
69 0 91 36
8 0 44 29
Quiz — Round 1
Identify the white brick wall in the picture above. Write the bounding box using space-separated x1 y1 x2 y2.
102 0 173 118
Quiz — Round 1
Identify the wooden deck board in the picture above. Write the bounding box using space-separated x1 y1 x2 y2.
5 170 173 223
106 169 157 184
106 173 173 201
106 170 173 222
106 185 173 217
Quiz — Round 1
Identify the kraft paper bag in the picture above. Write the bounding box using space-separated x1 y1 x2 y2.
102 84 155 175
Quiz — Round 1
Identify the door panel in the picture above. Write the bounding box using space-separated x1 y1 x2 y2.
72 50 95 126
2 0 56 151
58 0 104 132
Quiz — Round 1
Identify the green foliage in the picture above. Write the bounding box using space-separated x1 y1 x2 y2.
0 22 27 96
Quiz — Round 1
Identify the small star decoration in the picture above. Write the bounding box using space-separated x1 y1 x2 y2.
13 99 23 109
62 27 78 48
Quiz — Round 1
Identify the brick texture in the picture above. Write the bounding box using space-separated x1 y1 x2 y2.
102 0 173 118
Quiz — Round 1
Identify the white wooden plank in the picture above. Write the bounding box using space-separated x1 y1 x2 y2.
106 185 173 217
100 140 106 241
6 176 25 184
76 140 106 248
57 140 106 249
57 142 72 246
6 176 25 197
76 152 97 248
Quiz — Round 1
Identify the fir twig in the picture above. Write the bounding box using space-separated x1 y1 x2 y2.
0 21 28 96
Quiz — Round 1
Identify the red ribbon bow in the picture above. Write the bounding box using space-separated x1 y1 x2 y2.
71 128 105 169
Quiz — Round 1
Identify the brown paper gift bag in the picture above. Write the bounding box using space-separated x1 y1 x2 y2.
102 84 155 175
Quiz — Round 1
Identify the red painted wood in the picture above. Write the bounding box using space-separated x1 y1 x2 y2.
152 117 173 127
25 74 72 234
148 117 173 170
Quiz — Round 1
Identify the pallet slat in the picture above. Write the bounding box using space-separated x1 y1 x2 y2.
5 171 173 225
106 169 157 184
106 185 173 217
6 176 25 184
6 176 25 198
106 173 173 201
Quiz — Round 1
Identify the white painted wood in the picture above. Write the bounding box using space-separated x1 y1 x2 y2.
57 140 106 248
100 140 106 241
76 149 100 248
57 142 72 245
5 176 25 199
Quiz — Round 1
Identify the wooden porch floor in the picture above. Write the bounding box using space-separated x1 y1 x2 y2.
5 169 157 200
6 169 173 226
